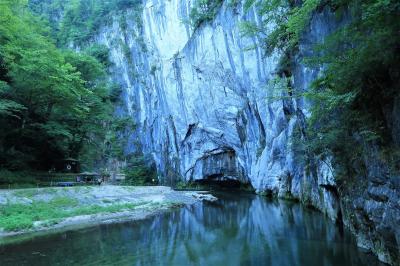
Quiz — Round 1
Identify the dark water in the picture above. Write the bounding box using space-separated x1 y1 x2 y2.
0 192 383 266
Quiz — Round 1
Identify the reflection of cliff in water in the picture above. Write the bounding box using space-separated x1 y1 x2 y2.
136 193 377 266
0 193 385 266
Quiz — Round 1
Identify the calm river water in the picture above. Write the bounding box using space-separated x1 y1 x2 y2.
0 192 384 266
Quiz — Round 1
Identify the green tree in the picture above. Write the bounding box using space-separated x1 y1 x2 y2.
243 0 400 175
0 0 121 171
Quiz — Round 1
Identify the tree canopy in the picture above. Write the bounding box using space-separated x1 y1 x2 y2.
0 0 120 171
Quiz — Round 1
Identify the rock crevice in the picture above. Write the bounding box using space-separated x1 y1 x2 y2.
89 1 399 264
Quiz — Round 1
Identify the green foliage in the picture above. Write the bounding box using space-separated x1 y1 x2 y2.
0 170 38 186
241 0 321 53
0 99 26 119
189 0 224 29
123 155 157 185
227 0 241 8
100 117 136 164
0 1 127 173
0 196 76 231
28 0 68 38
31 0 143 46
29 0 144 47
84 44 111 68
246 0 400 175
303 0 400 173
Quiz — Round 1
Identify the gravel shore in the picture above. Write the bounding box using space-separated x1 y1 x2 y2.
0 185 216 241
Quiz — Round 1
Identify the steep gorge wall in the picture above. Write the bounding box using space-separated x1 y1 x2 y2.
90 0 398 264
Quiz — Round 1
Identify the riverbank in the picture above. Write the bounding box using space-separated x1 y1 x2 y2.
0 192 384 266
0 186 216 241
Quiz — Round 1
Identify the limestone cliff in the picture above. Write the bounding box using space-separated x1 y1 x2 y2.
86 1 398 264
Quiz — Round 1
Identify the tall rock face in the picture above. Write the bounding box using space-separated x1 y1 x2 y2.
89 0 398 264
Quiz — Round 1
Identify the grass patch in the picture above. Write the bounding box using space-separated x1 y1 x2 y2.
0 197 144 232
13 189 41 198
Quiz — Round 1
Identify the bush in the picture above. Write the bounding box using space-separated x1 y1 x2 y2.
123 156 157 185
57 0 143 46
85 44 111 68
189 0 223 29
0 170 37 186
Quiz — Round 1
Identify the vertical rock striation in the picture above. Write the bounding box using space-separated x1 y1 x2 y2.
88 1 398 264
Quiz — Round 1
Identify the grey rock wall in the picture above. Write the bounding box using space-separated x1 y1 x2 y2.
88 0 398 264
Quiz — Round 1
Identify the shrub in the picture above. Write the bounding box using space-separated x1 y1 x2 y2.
189 0 223 29
0 170 37 186
123 155 157 185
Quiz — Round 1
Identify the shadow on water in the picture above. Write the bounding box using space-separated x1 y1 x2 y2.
0 192 385 266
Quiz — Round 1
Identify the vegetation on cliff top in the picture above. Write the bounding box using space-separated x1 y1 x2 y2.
242 0 400 177
29 0 143 46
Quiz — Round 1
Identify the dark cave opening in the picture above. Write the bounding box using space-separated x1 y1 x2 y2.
194 178 254 191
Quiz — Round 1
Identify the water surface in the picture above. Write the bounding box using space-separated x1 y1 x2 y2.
0 192 383 266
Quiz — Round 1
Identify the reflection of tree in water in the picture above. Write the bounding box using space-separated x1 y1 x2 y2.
0 194 385 266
